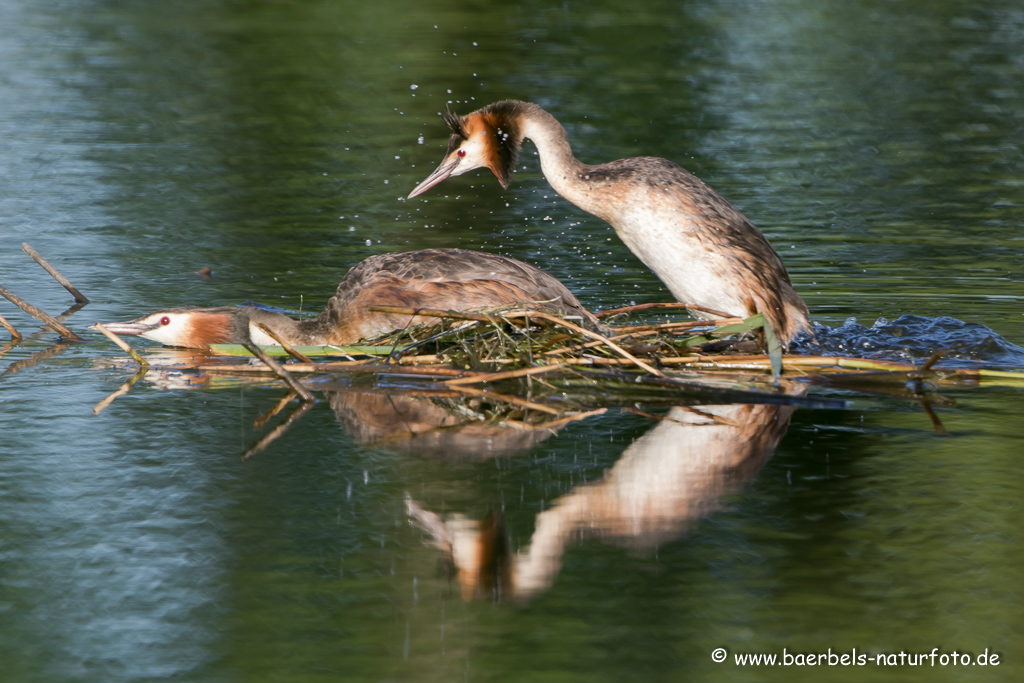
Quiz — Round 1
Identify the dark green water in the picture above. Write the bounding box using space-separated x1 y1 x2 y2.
1 1 1022 681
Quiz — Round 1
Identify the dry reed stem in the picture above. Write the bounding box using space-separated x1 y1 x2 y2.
254 322 314 363
447 384 561 415
0 312 21 341
22 243 90 303
241 340 315 403
93 322 150 367
444 362 571 386
0 285 84 341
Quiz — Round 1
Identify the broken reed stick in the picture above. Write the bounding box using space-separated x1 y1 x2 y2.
22 243 89 303
241 340 315 403
92 322 149 367
242 399 316 460
445 362 571 386
595 302 733 319
447 384 561 415
0 285 85 341
0 312 21 341
93 367 148 415
254 322 314 363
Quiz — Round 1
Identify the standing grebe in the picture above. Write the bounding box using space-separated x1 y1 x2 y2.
95 248 599 349
408 100 811 346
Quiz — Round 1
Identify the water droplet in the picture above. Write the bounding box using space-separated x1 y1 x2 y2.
365 239 372 246
409 84 418 90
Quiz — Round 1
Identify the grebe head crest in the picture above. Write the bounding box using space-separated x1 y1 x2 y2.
409 101 526 198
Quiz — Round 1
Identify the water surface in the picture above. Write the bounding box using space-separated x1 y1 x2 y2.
1 1 1022 681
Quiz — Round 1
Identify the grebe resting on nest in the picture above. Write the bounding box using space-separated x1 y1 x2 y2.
408 100 811 346
96 248 600 349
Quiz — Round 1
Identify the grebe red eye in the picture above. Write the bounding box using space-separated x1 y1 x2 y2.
457 149 466 157
160 316 170 326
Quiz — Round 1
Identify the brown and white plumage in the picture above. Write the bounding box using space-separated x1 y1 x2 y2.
409 100 811 346
95 248 599 349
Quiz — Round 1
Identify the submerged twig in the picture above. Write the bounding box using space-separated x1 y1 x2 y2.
242 399 316 460
0 285 85 341
0 312 21 341
241 340 315 403
93 367 149 415
448 384 561 416
0 342 69 378
253 391 298 429
22 243 90 303
919 397 948 436
55 301 87 323
93 322 149 367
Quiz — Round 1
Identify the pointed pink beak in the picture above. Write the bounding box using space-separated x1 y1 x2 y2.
89 319 158 336
408 156 459 198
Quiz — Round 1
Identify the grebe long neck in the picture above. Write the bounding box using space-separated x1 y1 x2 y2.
245 308 333 346
514 107 589 205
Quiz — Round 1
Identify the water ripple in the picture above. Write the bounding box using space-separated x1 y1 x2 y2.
795 315 1024 366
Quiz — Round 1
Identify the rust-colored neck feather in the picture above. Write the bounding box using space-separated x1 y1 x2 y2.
446 101 535 189
185 312 237 348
